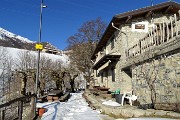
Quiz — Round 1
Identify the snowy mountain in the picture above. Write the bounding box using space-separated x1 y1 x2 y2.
0 27 34 43
0 27 37 50
0 27 62 55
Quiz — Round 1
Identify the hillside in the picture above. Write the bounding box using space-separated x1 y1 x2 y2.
0 27 60 52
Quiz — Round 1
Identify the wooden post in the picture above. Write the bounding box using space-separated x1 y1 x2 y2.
174 14 178 36
155 25 158 45
170 16 173 39
162 21 165 43
159 23 162 44
1 109 5 120
150 28 153 45
166 22 169 41
18 100 23 120
153 26 157 45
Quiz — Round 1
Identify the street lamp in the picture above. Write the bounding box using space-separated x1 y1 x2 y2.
151 0 153 6
34 0 47 117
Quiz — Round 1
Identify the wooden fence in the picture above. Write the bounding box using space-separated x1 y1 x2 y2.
0 95 34 120
127 11 180 57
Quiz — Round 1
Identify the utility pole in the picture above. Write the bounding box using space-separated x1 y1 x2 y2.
34 0 47 117
151 0 153 6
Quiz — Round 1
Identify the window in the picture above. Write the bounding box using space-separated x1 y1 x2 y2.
111 68 115 82
110 35 115 49
101 72 103 83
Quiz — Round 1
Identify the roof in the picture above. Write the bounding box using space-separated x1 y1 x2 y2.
91 1 180 60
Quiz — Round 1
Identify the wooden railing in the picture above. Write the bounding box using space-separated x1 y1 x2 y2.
0 95 34 120
127 11 180 57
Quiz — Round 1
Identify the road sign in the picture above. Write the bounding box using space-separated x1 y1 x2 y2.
35 44 43 50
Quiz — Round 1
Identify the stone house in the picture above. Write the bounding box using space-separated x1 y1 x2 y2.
42 42 62 55
91 1 180 111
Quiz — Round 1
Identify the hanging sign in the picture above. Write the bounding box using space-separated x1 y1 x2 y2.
132 21 148 32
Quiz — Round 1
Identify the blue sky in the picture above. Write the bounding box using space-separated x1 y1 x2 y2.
0 0 179 50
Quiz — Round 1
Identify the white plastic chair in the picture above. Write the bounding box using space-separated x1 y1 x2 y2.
121 90 137 106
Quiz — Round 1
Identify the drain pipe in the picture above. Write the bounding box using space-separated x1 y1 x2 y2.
111 23 129 56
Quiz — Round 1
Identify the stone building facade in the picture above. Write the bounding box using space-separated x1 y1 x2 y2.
91 1 180 111
132 51 180 111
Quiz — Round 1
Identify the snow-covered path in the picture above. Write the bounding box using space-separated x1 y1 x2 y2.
38 92 176 120
40 92 111 120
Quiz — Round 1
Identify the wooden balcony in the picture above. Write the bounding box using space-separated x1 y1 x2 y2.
122 11 180 69
127 11 180 58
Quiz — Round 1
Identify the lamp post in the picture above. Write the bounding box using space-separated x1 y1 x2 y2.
151 0 153 6
34 0 47 116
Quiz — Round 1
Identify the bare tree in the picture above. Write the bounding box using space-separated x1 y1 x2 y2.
138 58 162 108
16 51 36 70
40 55 64 92
0 47 14 102
67 17 107 82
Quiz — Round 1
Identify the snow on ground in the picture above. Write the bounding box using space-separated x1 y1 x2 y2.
102 99 120 107
0 46 69 69
37 93 175 120
6 47 69 64
38 92 111 120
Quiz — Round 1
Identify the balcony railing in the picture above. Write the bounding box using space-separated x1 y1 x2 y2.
127 11 180 58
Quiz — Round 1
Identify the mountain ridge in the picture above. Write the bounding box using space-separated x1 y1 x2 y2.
0 27 60 52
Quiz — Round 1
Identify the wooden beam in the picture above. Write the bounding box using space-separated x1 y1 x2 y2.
0 94 35 108
125 16 132 23
164 5 173 14
145 11 152 18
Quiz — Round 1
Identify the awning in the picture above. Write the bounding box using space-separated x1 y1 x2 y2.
97 60 111 73
92 54 121 70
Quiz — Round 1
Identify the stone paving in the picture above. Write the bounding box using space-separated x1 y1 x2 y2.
83 89 180 119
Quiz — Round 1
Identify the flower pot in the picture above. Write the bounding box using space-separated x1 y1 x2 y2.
38 108 46 117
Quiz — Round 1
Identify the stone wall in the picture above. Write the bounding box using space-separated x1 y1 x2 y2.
132 52 180 112
13 70 36 95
